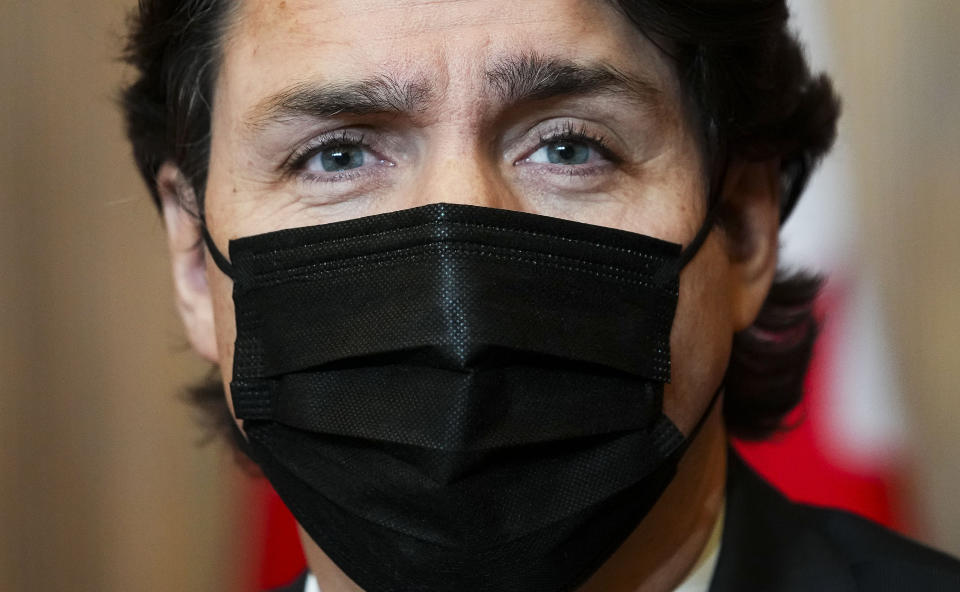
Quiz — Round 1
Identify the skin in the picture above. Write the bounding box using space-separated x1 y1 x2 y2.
157 1 780 590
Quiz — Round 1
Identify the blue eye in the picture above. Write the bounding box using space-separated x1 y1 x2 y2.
524 128 612 167
528 140 594 165
541 140 591 165
311 145 365 172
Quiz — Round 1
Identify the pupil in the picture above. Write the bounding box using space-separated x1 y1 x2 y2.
547 141 589 165
320 146 363 172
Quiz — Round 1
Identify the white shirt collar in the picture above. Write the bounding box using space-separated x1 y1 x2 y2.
673 503 724 592
303 506 723 592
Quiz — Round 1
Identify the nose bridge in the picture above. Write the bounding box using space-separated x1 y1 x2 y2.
396 45 524 213
424 152 515 209
405 117 523 212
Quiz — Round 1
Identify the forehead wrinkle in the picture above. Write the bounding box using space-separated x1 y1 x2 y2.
484 52 663 111
242 74 435 133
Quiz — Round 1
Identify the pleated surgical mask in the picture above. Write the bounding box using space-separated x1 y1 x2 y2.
202 202 721 592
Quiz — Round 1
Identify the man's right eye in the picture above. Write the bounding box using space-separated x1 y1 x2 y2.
308 144 366 172
285 131 393 184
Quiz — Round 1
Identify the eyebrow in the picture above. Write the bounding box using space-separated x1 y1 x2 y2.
244 75 432 131
484 53 662 109
243 52 663 132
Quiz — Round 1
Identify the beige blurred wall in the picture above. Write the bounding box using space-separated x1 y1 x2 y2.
825 0 960 556
1 2 256 591
1 2 958 592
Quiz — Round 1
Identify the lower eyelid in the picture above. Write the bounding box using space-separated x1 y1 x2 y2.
522 151 608 167
297 159 394 185
523 162 613 176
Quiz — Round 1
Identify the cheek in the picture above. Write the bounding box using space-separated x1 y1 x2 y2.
207 257 239 417
662 235 735 433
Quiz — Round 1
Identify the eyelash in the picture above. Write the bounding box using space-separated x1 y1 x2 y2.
283 122 619 184
284 130 375 181
532 122 619 164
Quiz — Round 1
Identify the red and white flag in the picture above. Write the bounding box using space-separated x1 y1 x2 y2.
735 0 911 533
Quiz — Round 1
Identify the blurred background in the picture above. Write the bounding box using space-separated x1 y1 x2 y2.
1 0 958 590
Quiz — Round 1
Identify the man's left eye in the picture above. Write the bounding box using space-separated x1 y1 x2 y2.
526 140 598 165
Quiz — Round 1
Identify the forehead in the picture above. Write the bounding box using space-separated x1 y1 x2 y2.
217 0 678 113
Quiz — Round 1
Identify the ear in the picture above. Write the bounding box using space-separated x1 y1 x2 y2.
719 159 781 332
157 163 219 363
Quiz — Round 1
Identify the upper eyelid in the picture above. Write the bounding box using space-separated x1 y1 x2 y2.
283 130 372 172
537 128 608 149
283 119 619 174
522 123 619 163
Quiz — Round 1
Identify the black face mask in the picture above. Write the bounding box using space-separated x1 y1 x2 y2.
202 202 720 592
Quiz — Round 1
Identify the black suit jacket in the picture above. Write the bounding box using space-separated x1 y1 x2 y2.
709 452 960 590
268 451 960 591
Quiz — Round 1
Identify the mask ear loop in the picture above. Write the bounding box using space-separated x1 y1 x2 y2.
199 218 235 278
657 154 731 441
651 160 729 287
683 382 724 444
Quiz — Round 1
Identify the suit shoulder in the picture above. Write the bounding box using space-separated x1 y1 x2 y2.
714 451 960 592
798 504 960 590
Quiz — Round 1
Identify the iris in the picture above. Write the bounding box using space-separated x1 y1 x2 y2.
545 140 590 165
318 145 364 172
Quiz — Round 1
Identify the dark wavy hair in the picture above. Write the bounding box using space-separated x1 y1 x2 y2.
121 0 839 444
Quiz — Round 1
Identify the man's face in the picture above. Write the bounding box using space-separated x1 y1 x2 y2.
199 0 769 430
161 0 780 586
